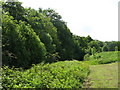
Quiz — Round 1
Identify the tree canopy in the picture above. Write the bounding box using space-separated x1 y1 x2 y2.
2 0 119 68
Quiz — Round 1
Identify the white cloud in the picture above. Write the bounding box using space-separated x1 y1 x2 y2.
19 0 119 41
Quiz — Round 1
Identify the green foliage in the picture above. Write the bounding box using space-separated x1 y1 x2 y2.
52 19 75 60
72 35 93 60
2 0 119 68
2 14 47 68
2 1 119 89
25 8 61 62
46 52 60 62
43 8 62 21
105 41 118 51
115 46 118 51
91 47 96 56
72 35 93 50
85 40 120 55
43 8 86 60
84 54 90 61
88 41 100 53
25 8 58 53
85 51 119 65
17 21 47 65
118 41 120 51
102 44 109 52
2 0 26 21
2 61 89 88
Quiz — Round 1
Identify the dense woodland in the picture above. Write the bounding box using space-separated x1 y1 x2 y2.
2 1 120 69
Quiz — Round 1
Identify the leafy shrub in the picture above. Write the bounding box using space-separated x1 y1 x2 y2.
2 61 89 88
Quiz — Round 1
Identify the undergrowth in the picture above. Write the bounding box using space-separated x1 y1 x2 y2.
2 61 89 88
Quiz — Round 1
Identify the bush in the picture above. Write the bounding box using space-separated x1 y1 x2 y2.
2 61 89 88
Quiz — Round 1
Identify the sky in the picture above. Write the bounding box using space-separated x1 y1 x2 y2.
19 0 119 41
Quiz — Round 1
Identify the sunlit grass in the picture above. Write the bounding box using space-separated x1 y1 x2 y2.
83 62 118 88
85 51 119 65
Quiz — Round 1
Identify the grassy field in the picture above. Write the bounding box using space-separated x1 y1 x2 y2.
85 51 119 65
83 62 118 88
83 51 119 88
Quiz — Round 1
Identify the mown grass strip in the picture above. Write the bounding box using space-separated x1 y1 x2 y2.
83 62 118 88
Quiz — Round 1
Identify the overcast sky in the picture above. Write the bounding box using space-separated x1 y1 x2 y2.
19 0 119 41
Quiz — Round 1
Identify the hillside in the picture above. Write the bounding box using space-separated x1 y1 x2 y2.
85 51 119 65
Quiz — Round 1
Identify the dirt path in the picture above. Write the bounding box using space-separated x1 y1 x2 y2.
82 62 118 88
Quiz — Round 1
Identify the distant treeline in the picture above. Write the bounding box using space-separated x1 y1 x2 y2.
2 0 120 68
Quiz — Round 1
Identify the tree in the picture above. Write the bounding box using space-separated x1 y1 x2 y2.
2 14 47 68
25 8 60 54
88 41 101 53
118 41 120 51
115 46 118 51
42 9 76 60
43 8 62 21
105 41 118 51
2 0 26 21
86 35 93 43
102 43 109 52
91 47 96 56
17 21 47 65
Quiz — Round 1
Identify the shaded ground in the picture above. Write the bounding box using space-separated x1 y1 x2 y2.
83 62 118 88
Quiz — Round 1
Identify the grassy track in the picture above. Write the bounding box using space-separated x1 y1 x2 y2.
83 62 118 88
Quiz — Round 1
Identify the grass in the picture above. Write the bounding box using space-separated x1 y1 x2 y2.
83 62 118 88
83 51 119 88
85 51 119 65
